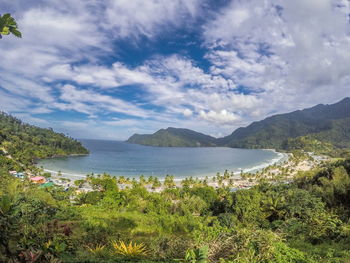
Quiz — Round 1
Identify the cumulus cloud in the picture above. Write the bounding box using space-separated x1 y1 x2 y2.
1 0 349 139
44 54 243 126
203 0 350 116
199 109 240 125
183 109 193 117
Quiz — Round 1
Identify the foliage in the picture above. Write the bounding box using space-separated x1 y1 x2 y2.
1 159 350 262
126 98 350 156
181 246 208 263
112 241 148 258
221 98 350 151
0 13 21 39
85 244 106 257
0 112 88 167
1 109 350 262
127 127 217 147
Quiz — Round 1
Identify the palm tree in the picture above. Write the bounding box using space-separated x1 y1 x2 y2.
261 194 286 221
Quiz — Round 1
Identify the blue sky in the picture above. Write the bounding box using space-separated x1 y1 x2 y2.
1 0 350 139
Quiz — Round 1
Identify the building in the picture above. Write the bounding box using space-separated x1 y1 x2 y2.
9 171 25 179
30 176 46 184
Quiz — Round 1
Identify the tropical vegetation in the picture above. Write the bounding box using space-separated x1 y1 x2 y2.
127 127 217 147
0 112 88 169
1 155 350 262
127 98 350 157
1 110 350 262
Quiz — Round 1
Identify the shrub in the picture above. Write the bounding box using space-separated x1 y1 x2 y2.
112 241 148 259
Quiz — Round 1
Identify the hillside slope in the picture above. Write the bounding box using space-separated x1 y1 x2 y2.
127 98 350 151
0 112 88 166
219 97 350 149
127 127 217 147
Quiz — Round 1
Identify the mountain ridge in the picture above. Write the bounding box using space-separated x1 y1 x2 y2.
221 97 350 149
127 97 350 152
127 127 217 147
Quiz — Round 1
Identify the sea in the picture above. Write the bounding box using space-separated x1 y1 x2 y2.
37 139 287 180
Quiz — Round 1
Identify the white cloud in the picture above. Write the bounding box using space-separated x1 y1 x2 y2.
0 0 210 134
48 54 245 126
183 109 193 117
57 84 151 118
104 0 202 39
202 0 350 119
199 109 240 125
1 0 349 139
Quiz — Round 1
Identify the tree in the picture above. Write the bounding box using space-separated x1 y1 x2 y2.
0 14 22 39
164 175 176 189
152 178 161 189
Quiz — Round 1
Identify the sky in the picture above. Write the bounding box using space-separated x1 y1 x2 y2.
1 0 350 140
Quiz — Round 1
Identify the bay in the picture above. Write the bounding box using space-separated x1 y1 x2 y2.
37 139 286 179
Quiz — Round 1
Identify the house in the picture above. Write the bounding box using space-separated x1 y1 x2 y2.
30 176 46 184
9 171 25 179
15 172 25 179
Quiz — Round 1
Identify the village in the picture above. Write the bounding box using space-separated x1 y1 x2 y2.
8 170 71 190
7 150 331 194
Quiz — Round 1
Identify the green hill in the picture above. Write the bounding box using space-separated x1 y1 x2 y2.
127 127 217 147
127 98 350 153
220 97 350 151
0 112 89 167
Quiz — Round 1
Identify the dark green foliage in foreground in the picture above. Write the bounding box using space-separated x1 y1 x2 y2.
127 127 218 147
1 160 350 262
0 112 88 167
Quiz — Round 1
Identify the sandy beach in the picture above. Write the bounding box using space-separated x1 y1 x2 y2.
39 149 288 182
34 150 319 192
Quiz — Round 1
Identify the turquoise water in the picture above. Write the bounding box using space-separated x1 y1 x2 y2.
37 139 285 179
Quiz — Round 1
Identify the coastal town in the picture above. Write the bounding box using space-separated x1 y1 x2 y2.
8 150 331 194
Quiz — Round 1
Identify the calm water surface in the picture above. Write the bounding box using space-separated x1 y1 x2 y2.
37 139 285 179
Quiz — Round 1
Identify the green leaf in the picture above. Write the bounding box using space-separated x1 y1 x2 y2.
7 17 17 26
0 14 21 39
0 17 5 29
10 28 22 38
1 26 10 35
2 13 11 20
0 195 12 215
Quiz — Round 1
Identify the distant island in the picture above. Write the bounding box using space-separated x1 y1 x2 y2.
127 97 350 156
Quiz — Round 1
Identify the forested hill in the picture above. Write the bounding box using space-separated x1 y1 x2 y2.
127 127 217 147
127 98 350 152
0 112 88 165
220 97 350 150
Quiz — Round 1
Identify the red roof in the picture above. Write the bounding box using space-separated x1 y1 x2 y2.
30 176 45 181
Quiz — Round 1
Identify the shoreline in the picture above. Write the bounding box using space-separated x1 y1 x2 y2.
34 153 89 162
38 149 289 183
34 150 328 193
